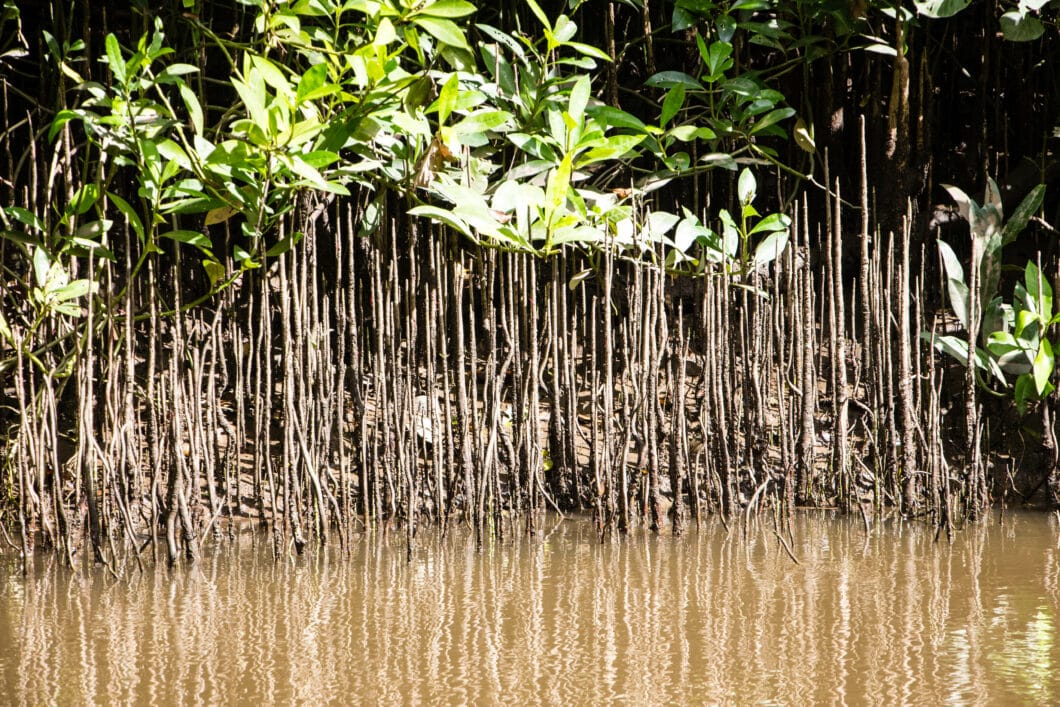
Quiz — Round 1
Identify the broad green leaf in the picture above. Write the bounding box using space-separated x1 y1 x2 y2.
738 168 756 205
545 153 573 218
553 15 577 43
749 213 791 235
0 229 37 247
105 34 126 85
157 138 192 171
1024 260 1053 320
265 230 304 257
286 154 350 195
660 85 685 129
937 239 964 281
588 106 648 133
645 71 701 90
751 107 795 136
524 0 552 31
949 277 971 332
205 205 240 226
1034 338 1054 394
754 231 788 267
158 63 198 81
568 74 590 126
202 258 226 287
922 332 1001 379
674 212 713 253
373 17 397 46
562 41 611 62
794 117 815 153
451 109 513 135
73 219 112 240
1002 184 1045 246
668 125 716 142
250 54 293 99
178 82 204 135
700 152 738 170
493 181 545 213
48 109 82 142
160 229 212 249
70 184 100 215
942 183 976 224
232 77 268 132
413 17 470 50
1000 10 1045 41
296 63 328 104
51 279 95 302
914 0 970 18
575 134 644 166
415 0 476 18
32 246 50 287
107 192 145 243
436 73 459 125
409 204 474 240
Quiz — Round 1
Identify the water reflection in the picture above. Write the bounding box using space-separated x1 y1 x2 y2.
1 512 1058 704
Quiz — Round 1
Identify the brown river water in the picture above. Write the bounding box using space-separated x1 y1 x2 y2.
1 511 1058 705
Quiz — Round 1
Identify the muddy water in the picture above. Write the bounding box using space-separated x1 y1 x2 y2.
1 512 1058 705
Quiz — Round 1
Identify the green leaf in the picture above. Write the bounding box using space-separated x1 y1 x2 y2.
1002 184 1045 246
1034 338 1054 394
178 82 204 135
754 231 788 267
738 168 756 205
749 213 791 235
48 109 82 142
51 279 95 302
660 85 685 129
202 258 226 287
70 183 100 215
937 239 964 281
265 230 304 257
938 240 970 329
33 246 50 288
409 204 475 240
545 153 573 218
231 77 268 133
751 107 795 135
561 41 611 62
793 117 815 153
105 34 126 85
524 0 552 31
436 73 459 125
914 0 970 18
107 192 145 243
1025 260 1053 320
1015 373 1035 415
1000 10 1045 41
942 183 977 225
160 229 212 249
412 17 470 50
575 134 644 166
6 206 44 234
285 154 350 195
588 106 649 133
645 71 701 90
668 125 715 142
451 109 513 135
568 74 590 126
296 63 328 104
415 0 477 18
